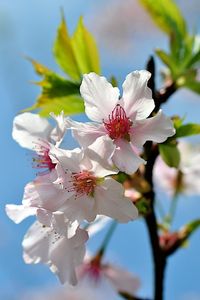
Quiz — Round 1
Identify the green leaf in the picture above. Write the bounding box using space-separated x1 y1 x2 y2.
159 143 180 168
53 15 81 81
139 0 186 38
184 80 200 94
37 95 85 117
23 59 84 116
175 123 200 138
155 49 177 75
182 219 200 237
53 15 100 81
71 16 100 75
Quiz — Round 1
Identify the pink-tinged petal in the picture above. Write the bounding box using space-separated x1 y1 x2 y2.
62 194 96 223
23 221 88 285
153 155 177 196
22 171 72 211
36 208 52 227
12 112 52 150
113 140 146 174
122 70 154 120
50 111 67 146
103 264 140 295
80 73 120 122
131 110 175 148
50 228 88 285
84 135 117 177
50 145 82 173
23 221 54 264
94 177 138 222
66 117 106 149
5 204 37 224
51 211 79 239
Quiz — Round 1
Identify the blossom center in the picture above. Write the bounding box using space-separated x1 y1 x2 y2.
32 141 55 173
103 104 132 141
71 171 97 197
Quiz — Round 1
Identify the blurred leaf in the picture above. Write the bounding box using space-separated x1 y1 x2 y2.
53 15 81 81
27 57 50 76
53 15 100 81
71 16 100 75
172 115 185 130
184 80 200 94
139 0 186 38
23 59 85 116
175 123 200 138
36 95 85 117
182 219 200 236
155 49 177 76
159 143 180 168
135 197 151 215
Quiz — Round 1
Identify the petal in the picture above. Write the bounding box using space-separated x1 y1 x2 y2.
12 112 52 150
94 177 138 222
50 228 88 285
22 221 54 264
104 264 140 295
23 221 88 285
22 171 71 211
50 111 67 146
131 110 175 147
113 140 146 175
51 211 79 239
84 135 117 177
153 155 177 196
50 145 82 173
66 117 106 148
5 204 37 224
80 73 120 122
122 70 154 120
62 194 96 223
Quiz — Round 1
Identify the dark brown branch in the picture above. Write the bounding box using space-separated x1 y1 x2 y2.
142 56 178 300
120 291 151 300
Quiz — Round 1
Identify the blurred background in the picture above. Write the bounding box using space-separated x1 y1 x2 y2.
0 0 200 299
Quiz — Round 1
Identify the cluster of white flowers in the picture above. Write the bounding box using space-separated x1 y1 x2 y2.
6 70 175 285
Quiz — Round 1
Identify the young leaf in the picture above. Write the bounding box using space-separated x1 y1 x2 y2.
53 15 101 81
37 95 85 117
175 123 200 138
158 143 180 168
139 0 186 38
53 16 81 81
71 17 100 75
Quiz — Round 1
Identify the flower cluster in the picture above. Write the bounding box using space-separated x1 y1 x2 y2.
6 70 175 285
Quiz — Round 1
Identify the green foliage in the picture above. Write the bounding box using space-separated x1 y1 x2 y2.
175 123 200 138
158 143 180 168
54 15 100 81
23 15 101 117
140 0 200 94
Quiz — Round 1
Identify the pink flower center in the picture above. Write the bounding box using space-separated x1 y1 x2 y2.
32 141 55 173
79 257 102 282
71 171 97 197
103 104 132 141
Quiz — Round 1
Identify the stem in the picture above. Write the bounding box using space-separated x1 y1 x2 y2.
164 194 178 229
143 56 178 300
97 221 117 256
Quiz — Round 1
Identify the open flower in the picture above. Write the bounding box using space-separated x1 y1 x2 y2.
12 111 67 173
50 136 138 223
66 71 175 174
22 256 140 300
153 142 200 196
22 212 88 285
6 136 137 228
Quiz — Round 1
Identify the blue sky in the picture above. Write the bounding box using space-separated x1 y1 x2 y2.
0 1 200 299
